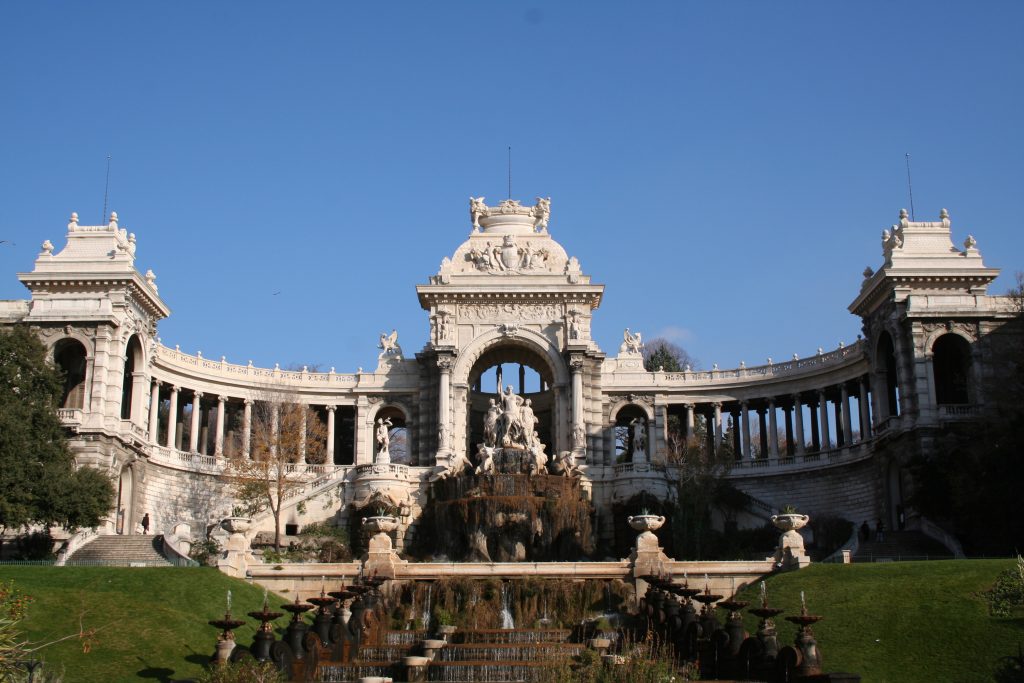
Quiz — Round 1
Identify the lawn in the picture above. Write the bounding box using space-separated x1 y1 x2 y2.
0 566 290 682
1 560 1021 682
734 559 1024 683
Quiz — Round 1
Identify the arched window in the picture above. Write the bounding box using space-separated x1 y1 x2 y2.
877 332 900 417
375 406 409 464
933 334 972 404
121 335 144 420
54 338 88 409
614 404 648 463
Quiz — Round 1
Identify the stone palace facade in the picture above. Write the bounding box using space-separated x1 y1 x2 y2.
1 198 1016 556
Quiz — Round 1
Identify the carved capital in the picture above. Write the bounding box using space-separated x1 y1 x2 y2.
243 398 254 407
436 356 456 371
569 355 586 372
217 395 227 404
193 391 203 401
326 405 336 413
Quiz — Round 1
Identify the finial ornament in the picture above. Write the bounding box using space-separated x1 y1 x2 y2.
940 208 949 220
69 212 78 227
964 234 977 250
109 211 118 226
863 266 874 279
899 208 908 220
41 240 54 255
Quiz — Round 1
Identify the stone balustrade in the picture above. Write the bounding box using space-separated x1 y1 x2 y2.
153 342 358 387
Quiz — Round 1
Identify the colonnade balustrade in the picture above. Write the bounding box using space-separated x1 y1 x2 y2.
145 380 356 467
655 372 899 470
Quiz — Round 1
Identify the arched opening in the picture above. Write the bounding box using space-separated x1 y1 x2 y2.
375 406 409 464
116 466 134 535
877 332 900 417
467 345 555 457
121 335 144 420
613 404 649 463
54 338 88 409
933 333 972 405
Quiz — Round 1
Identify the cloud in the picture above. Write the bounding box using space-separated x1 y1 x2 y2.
653 326 695 344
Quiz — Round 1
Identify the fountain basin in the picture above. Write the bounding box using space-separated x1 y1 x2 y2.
220 517 252 534
403 656 429 667
422 639 446 650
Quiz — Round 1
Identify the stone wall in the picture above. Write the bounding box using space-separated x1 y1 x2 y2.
138 461 234 539
729 457 881 527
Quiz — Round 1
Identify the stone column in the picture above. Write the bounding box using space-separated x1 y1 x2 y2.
783 403 794 456
740 401 752 459
437 355 455 464
817 389 830 450
570 355 586 455
166 386 180 449
758 406 768 458
768 398 779 459
859 377 871 440
326 405 336 464
300 409 307 463
518 364 526 394
189 391 202 452
215 396 227 456
841 384 852 446
684 403 694 441
242 399 253 458
712 402 723 447
148 380 161 444
793 394 805 455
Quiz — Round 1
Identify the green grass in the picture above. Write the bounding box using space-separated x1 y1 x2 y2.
0 566 290 683
734 559 1024 683
2 560 1022 682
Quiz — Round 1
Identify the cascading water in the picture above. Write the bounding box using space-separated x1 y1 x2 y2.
499 583 515 629
421 583 433 629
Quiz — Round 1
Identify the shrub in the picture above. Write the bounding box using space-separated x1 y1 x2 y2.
189 537 223 567
196 660 284 683
984 554 1024 617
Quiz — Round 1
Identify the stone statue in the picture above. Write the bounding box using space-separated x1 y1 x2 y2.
567 311 581 341
375 417 392 464
438 422 450 450
572 424 586 450
470 196 487 230
378 329 402 357
551 450 579 477
520 399 537 447
475 444 496 475
630 417 647 463
620 328 644 355
499 385 527 448
529 436 548 474
483 398 501 447
430 450 471 482
434 310 452 343
532 196 551 232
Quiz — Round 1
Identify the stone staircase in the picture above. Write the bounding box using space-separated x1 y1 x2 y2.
67 534 173 566
854 530 955 562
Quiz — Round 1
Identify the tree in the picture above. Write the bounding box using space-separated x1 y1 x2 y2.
642 338 696 372
221 392 328 550
0 326 114 535
666 417 736 559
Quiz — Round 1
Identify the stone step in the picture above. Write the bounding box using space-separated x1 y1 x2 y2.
854 530 954 561
68 534 172 566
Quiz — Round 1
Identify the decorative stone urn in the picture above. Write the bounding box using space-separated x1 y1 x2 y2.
220 517 252 534
628 514 665 539
218 517 254 577
770 513 811 568
362 515 399 535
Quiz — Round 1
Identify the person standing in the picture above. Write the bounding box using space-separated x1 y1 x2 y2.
141 513 150 535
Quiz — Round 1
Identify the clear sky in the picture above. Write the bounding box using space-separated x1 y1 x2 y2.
2 1 1022 372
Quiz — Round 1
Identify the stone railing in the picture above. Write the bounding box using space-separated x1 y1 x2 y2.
54 527 99 566
355 463 411 479
938 404 982 420
611 440 874 479
659 342 868 385
149 446 222 473
57 408 83 425
153 342 359 388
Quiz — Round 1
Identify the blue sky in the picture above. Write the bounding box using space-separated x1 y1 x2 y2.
2 2 1022 371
